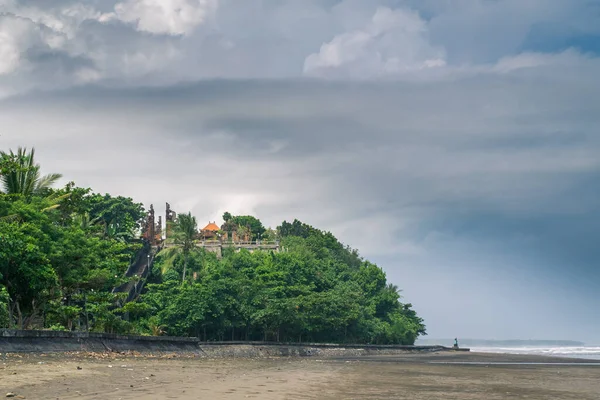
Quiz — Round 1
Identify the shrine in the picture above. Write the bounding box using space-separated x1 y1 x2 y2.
200 221 220 240
140 202 279 258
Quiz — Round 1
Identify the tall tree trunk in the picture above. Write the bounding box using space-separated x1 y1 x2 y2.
182 251 188 284
15 301 23 329
7 297 15 329
84 292 89 332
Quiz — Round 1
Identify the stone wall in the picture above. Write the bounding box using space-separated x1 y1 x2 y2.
0 330 199 354
0 330 458 356
198 342 451 358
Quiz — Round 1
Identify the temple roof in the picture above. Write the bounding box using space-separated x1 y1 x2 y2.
202 222 220 232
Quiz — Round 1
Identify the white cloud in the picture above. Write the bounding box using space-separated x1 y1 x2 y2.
1 0 599 95
303 7 446 78
0 2 102 38
109 0 218 35
0 16 31 75
0 14 69 75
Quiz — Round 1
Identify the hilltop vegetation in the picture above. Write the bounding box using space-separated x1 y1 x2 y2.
0 147 426 344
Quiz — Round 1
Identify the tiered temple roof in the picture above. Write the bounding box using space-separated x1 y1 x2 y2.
202 222 220 232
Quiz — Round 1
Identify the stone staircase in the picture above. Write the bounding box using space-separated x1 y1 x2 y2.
112 241 157 305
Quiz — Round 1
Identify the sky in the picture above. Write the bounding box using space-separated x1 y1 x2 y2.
1 0 599 343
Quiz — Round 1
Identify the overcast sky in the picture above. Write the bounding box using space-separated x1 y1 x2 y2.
2 0 600 343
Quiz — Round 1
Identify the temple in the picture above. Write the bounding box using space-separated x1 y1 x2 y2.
141 203 279 258
200 221 220 240
141 204 162 244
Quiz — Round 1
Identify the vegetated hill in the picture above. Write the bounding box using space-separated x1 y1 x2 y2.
130 218 426 344
1 147 426 344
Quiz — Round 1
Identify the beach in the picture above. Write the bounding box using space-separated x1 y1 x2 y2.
1 351 599 399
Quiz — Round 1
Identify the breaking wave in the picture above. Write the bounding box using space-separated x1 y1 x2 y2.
471 346 600 360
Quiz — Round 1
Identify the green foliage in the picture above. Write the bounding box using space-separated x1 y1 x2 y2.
51 184 145 241
163 212 198 283
86 193 145 240
0 152 23 176
0 217 58 328
0 146 426 343
222 212 266 240
0 147 62 196
0 148 143 331
48 323 68 331
0 286 9 328
131 220 426 344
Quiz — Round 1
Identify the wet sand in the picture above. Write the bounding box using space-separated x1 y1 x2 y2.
1 351 599 399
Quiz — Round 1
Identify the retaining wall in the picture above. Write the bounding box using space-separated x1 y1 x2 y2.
0 330 199 353
198 342 452 358
0 330 463 356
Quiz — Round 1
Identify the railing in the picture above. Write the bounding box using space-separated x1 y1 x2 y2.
198 240 280 246
162 240 281 249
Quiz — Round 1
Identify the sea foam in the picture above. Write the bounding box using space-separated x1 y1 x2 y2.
470 346 600 360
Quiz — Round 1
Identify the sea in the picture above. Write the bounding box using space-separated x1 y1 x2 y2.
416 339 600 361
470 346 600 360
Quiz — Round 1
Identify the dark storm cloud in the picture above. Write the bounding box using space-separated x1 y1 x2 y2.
3 66 599 229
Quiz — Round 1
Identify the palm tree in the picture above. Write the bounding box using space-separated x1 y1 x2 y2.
104 219 137 243
72 212 101 231
159 212 198 284
386 283 401 295
0 147 62 196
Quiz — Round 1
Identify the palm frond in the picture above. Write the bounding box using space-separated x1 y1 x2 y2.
0 147 62 196
156 247 182 274
40 192 71 212
0 213 20 223
36 173 63 193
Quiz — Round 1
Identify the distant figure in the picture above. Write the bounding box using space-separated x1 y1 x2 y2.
453 338 459 349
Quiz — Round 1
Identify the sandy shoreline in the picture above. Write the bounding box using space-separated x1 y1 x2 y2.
1 351 599 399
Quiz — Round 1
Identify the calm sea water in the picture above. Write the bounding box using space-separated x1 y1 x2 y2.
470 346 600 360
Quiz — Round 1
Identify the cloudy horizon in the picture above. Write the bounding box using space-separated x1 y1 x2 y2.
2 0 599 343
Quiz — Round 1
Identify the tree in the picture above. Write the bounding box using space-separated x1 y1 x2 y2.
0 147 62 196
160 212 198 284
222 212 265 240
0 220 58 328
0 285 10 328
85 193 145 241
262 228 277 242
0 152 23 176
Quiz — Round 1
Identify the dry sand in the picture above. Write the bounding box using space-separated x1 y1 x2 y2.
1 351 599 399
